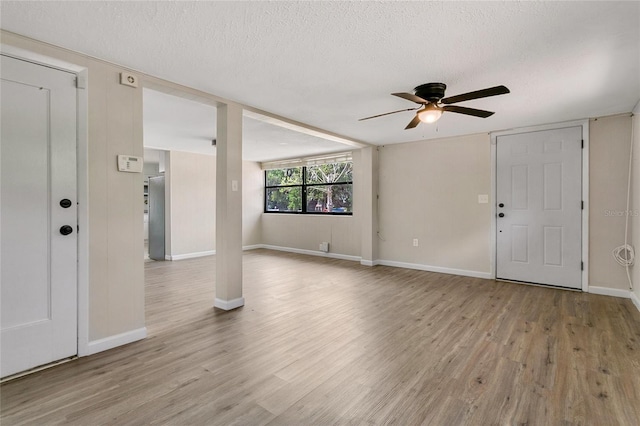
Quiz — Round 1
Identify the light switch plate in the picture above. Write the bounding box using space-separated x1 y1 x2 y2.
478 194 489 204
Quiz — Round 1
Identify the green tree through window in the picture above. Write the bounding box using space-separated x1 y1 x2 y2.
265 162 353 214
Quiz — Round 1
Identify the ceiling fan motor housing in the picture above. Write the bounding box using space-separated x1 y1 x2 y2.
359 82 508 126
414 82 446 102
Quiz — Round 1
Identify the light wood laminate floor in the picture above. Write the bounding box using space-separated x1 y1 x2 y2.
2 249 640 425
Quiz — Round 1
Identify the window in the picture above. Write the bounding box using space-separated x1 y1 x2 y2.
265 161 353 214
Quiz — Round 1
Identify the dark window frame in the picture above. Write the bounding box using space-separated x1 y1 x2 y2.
264 164 353 215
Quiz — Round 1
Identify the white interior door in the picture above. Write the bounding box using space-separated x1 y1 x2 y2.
1 55 78 378
496 126 582 289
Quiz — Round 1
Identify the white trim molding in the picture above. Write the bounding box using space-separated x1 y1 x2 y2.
588 286 631 299
214 297 245 311
580 122 590 292
166 250 216 261
166 245 273 259
261 244 361 262
81 327 147 356
1 44 85 73
376 259 492 280
630 291 640 312
360 259 379 267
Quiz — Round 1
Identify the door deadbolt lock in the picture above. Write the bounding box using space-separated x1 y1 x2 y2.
498 203 504 208
60 199 72 208
60 225 73 235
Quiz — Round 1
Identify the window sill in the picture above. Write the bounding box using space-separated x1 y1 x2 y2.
262 212 353 217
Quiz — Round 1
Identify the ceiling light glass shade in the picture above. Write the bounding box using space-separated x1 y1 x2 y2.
417 107 443 123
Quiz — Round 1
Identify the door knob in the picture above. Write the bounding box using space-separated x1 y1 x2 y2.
498 213 505 218
59 225 73 235
60 199 72 208
498 203 504 208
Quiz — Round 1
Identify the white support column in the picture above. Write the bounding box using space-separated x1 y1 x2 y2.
214 103 244 310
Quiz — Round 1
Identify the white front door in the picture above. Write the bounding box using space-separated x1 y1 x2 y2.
496 126 582 289
1 55 78 378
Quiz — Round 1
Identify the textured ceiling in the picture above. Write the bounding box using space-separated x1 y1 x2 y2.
143 88 353 162
1 1 639 150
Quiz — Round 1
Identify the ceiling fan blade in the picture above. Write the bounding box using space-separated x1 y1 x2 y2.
404 114 422 129
358 106 421 121
442 105 495 118
392 92 428 104
441 85 510 104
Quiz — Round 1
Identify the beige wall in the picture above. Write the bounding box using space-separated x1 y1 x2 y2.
360 147 379 263
260 150 362 258
377 133 492 275
373 117 636 288
166 151 216 257
632 108 640 303
166 152 262 258
1 31 146 342
261 215 360 257
89 58 145 341
243 160 263 247
589 114 634 290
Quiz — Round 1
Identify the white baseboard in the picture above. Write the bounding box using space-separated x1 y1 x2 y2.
259 246 490 279
629 291 640 312
166 250 216 261
588 286 631 298
214 297 245 311
375 259 492 279
166 246 262 260
261 244 361 262
81 327 147 356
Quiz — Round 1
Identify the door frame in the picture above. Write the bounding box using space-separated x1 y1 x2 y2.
490 119 590 292
0 45 91 356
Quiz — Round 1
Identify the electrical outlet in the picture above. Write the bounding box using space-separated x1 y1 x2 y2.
413 238 419 247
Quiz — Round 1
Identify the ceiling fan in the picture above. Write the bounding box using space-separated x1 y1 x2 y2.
359 83 510 129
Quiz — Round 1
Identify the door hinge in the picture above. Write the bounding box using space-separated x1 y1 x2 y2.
581 200 584 210
581 261 584 271
75 77 86 89
581 139 584 148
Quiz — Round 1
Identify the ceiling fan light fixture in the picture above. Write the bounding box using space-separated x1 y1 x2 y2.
360 83 509 129
417 106 443 124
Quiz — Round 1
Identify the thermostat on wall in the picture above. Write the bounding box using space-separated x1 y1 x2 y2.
117 155 143 173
